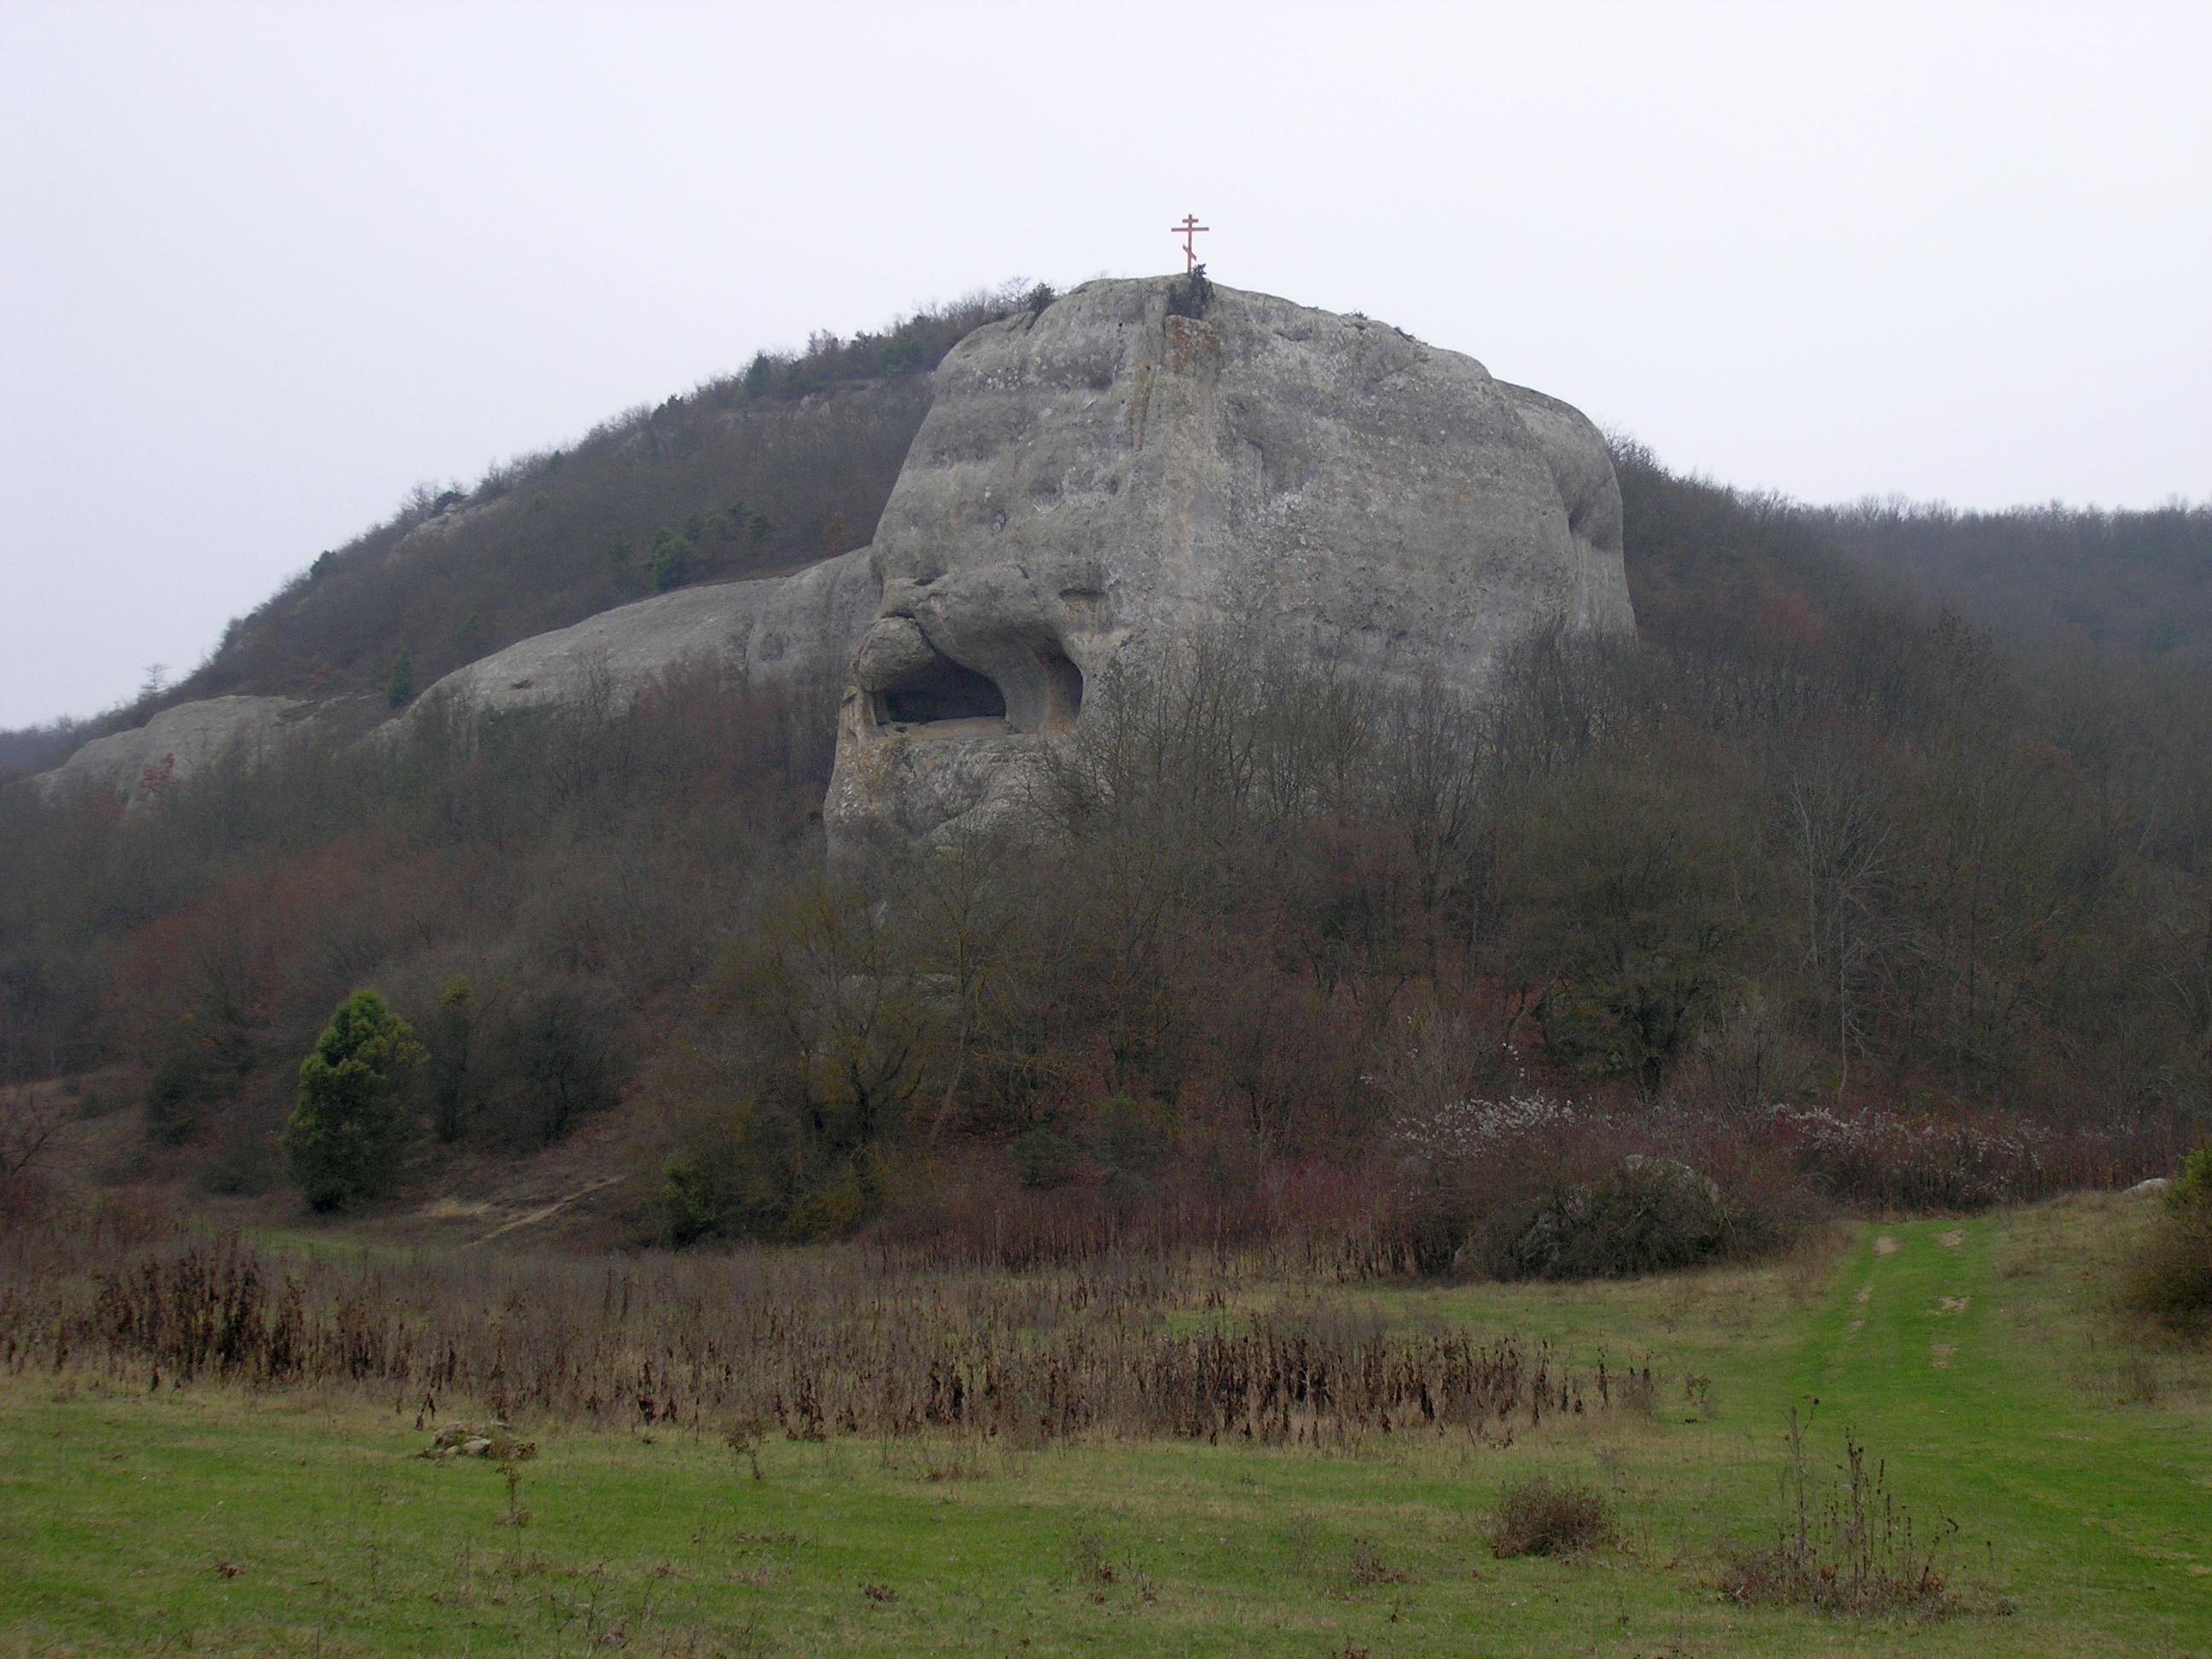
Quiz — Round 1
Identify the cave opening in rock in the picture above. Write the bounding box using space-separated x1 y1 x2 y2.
877 657 1006 725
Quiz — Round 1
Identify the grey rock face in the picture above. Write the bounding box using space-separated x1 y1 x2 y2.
825 276 1634 845
402 550 878 721
36 695 311 801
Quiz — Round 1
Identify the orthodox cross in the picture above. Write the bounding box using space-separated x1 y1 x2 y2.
1170 213 1209 273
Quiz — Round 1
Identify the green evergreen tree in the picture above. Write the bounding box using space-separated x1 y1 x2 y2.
645 531 695 592
385 646 416 708
282 989 426 1209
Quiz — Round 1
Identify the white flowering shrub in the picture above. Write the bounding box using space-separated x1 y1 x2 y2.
1385 1089 1584 1169
1767 1104 2045 1210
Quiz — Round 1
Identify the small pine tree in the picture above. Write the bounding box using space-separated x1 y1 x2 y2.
385 646 416 708
282 989 426 1210
882 331 928 377
646 532 695 592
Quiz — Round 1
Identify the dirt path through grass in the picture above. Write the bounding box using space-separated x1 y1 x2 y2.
1790 1214 2210 1653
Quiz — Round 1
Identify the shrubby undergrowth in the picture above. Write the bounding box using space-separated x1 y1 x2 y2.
1382 1084 2178 1280
1719 1407 1973 1619
1 442 2206 1268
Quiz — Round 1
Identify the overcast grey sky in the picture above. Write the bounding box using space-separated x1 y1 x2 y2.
2 1 2205 728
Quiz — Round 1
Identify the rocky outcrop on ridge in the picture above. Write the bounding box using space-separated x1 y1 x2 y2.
825 275 1634 844
30 556 877 798
399 549 877 721
35 695 312 801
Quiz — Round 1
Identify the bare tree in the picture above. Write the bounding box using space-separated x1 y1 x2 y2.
0 1084 63 1181
1783 736 1899 1098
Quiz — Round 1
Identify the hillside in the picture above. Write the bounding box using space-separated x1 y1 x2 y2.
0 286 1046 778
8 294 2205 785
0 279 2205 1271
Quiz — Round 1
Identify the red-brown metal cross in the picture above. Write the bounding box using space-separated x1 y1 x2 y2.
1170 213 1209 273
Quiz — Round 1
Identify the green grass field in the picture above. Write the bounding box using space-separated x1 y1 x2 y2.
3 1197 2205 1656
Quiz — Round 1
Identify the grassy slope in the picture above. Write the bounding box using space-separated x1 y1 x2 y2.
1 1199 2204 1657
1794 1206 2211 1651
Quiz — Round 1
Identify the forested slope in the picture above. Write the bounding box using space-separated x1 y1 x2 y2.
1813 497 2212 665
3 417 2204 1259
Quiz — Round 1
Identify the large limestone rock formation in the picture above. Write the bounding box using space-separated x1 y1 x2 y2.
36 694 311 801
402 550 877 721
825 276 1633 844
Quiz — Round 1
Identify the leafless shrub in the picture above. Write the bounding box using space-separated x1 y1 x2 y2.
1718 1406 1980 1619
1347 1537 1408 1586
498 1454 532 1528
1488 1476 1615 1558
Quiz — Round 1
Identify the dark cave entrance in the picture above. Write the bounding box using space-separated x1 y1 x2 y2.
876 657 1007 725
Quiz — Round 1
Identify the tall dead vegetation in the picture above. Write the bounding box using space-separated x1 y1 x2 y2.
5 1209 1608 1447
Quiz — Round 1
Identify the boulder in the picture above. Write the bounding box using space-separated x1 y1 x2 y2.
826 275 1633 845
